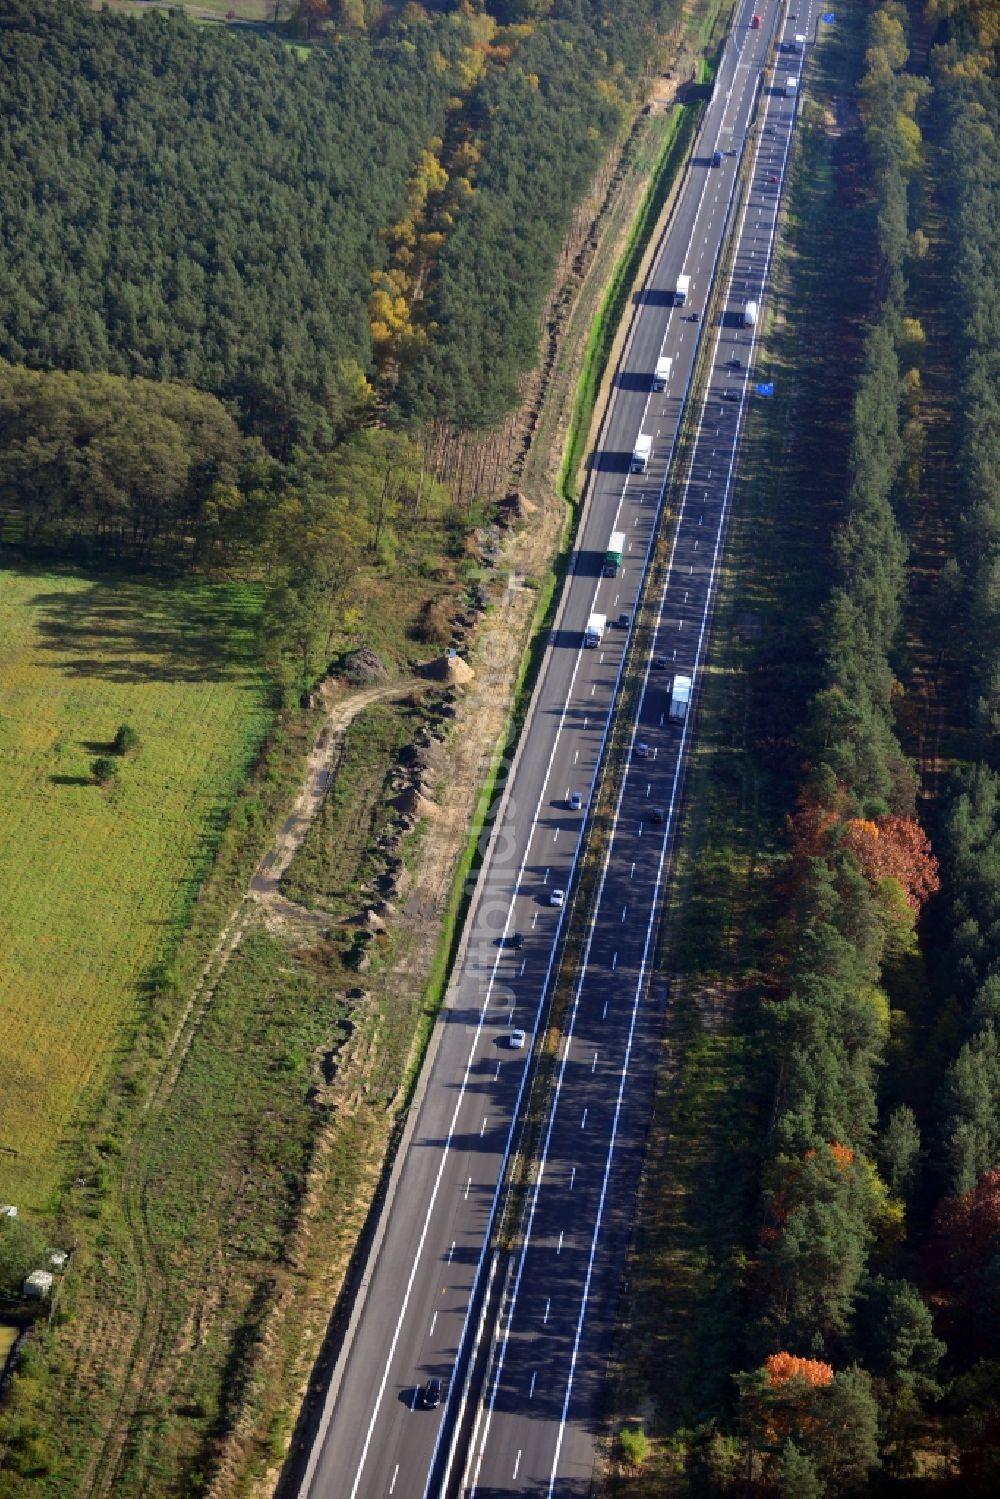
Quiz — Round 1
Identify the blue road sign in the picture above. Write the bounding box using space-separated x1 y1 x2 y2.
822 12 836 22
756 382 775 397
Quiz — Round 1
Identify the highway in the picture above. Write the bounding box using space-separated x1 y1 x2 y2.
300 2 814 1495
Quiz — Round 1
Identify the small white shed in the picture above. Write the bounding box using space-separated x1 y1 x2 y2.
23 1269 54 1300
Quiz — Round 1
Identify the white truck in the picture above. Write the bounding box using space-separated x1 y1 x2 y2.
585 613 606 649
743 300 758 327
785 75 798 98
668 673 692 722
674 273 691 306
792 33 806 54
652 354 673 391
631 433 653 473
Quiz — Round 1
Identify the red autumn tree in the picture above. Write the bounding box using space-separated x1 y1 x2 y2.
926 1169 1000 1361
843 814 940 912
928 1169 1000 1279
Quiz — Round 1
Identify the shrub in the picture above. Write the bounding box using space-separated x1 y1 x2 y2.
91 756 118 787
619 1425 649 1469
112 723 140 755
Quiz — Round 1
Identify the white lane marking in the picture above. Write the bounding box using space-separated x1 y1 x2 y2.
480 1117 488 1137
349 374 644 1497
390 1464 400 1493
581 1108 588 1130
520 959 526 977
448 1241 455 1263
495 1060 502 1080
602 1000 608 1018
553 829 559 843
464 1177 472 1201
529 1371 537 1400
430 1310 438 1338
543 1297 550 1325
465 55 759 1499
570 1165 577 1190
591 1052 598 1074
630 861 636 878
573 749 579 764
543 47 798 1499
621 906 628 922
556 1230 564 1254
612 951 618 969
532 911 538 928
513 1451 522 1482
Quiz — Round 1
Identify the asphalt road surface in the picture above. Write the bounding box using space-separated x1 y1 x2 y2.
301 3 816 1495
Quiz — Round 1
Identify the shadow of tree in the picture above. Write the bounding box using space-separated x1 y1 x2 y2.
27 571 261 686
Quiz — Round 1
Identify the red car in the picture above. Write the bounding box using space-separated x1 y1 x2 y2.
751 13 761 28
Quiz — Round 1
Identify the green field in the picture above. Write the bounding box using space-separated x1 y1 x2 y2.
0 566 269 1211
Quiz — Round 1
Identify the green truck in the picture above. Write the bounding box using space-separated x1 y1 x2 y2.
604 529 625 576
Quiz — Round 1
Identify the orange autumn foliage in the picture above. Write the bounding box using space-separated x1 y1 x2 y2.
829 1141 855 1170
766 1352 834 1388
787 797 840 865
843 814 940 912
804 1141 855 1171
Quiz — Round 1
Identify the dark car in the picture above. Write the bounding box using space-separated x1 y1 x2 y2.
650 807 665 825
689 310 701 323
421 1377 443 1410
722 389 740 401
711 149 723 167
653 654 668 669
511 931 524 950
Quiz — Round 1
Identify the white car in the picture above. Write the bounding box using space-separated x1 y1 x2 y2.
550 888 565 908
510 1028 526 1050
635 741 650 759
569 790 583 811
